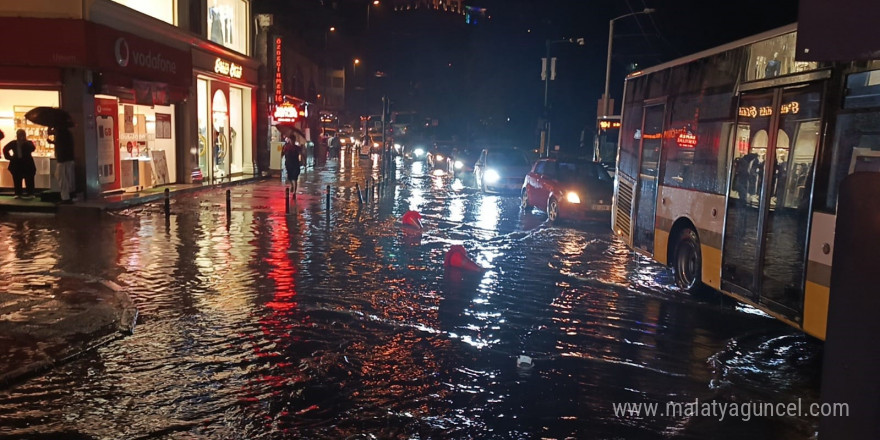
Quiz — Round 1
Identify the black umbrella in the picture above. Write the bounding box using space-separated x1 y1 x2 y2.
24 107 73 127
272 123 306 142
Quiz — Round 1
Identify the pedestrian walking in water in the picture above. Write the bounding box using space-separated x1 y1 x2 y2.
49 124 75 203
3 129 37 199
281 136 304 199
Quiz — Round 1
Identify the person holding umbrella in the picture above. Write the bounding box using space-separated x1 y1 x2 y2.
48 124 75 203
3 129 37 199
24 107 75 202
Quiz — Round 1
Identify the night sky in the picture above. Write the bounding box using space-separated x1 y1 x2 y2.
256 0 800 150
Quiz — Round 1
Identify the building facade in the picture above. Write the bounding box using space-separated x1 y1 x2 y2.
0 0 262 199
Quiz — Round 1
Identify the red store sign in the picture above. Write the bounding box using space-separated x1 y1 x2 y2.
0 18 190 89
89 23 191 89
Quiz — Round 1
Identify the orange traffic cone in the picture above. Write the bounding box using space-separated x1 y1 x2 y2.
444 245 486 272
401 210 423 229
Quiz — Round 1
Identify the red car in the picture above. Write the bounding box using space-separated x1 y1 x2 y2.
521 158 614 223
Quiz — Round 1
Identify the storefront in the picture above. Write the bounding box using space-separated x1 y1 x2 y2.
0 18 191 197
88 23 191 193
0 18 81 193
0 89 62 190
191 48 258 184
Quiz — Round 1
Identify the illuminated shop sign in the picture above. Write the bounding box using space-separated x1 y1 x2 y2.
214 58 243 79
676 132 697 148
273 102 298 123
274 37 283 104
738 101 801 118
599 120 621 130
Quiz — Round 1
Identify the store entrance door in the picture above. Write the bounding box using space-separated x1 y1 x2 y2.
210 82 230 183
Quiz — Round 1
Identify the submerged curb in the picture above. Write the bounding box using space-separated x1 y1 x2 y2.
0 274 137 388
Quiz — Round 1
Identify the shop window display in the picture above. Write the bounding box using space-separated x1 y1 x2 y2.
208 0 248 55
116 102 176 191
196 77 253 183
0 90 60 190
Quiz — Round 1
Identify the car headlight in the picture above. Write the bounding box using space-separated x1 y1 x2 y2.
484 169 500 183
566 192 581 204
435 154 444 161
414 148 425 157
340 138 346 144
373 142 380 148
454 160 463 169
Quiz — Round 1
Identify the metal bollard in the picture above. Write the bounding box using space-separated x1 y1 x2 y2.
326 185 331 210
285 187 290 214
164 188 170 216
226 189 231 218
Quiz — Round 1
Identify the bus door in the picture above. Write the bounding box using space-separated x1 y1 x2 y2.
722 82 823 317
633 102 665 253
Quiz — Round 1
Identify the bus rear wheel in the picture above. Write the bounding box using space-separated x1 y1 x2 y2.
673 228 703 292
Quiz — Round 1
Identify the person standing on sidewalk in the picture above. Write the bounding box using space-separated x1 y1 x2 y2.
3 129 37 199
281 136 304 199
49 124 75 203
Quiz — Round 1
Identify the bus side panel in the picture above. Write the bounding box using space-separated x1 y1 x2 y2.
655 185 726 289
802 212 835 340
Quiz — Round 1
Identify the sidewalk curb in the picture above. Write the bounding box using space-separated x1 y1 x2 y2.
0 280 138 389
70 176 270 214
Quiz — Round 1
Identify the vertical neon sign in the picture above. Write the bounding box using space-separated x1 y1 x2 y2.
274 37 283 104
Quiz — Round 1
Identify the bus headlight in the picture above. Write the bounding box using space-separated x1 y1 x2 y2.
454 160 463 169
566 192 581 204
484 169 500 183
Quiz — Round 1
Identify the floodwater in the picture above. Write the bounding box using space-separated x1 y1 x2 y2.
0 151 822 439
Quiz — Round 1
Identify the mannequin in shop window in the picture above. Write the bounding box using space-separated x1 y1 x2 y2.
209 0 225 45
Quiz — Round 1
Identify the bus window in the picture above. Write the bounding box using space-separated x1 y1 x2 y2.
826 111 880 211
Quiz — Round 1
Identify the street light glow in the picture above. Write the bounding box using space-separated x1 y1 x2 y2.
354 59 360 64
329 26 336 32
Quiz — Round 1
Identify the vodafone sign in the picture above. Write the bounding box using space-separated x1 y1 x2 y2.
91 23 190 88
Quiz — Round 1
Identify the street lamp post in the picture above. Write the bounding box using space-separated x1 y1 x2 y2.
541 37 584 157
367 0 379 31
602 8 654 117
324 26 335 48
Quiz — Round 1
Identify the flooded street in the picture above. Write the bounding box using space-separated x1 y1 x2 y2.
0 153 822 439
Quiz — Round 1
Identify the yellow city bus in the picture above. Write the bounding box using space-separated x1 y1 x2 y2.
612 23 880 340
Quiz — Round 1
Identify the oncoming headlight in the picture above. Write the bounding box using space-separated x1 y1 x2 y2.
435 154 444 161
373 142 380 148
484 169 500 183
414 148 425 157
566 192 581 204
454 160 463 169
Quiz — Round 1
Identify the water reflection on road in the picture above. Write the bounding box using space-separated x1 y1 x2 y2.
0 154 821 439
